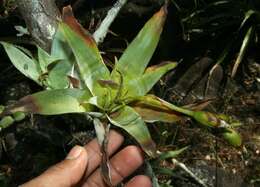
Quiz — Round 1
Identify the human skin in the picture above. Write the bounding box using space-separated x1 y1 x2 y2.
21 130 152 187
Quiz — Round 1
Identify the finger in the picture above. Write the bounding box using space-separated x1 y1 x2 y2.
84 130 124 177
125 175 152 187
20 145 88 187
83 145 144 187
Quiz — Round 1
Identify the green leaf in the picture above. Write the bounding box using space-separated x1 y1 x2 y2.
158 146 188 160
144 161 161 187
125 62 177 96
51 24 73 59
107 106 156 157
87 96 108 110
38 46 61 73
38 44 71 89
129 95 183 123
48 25 76 89
60 7 110 97
1 42 41 84
3 89 94 115
46 60 72 89
112 5 167 80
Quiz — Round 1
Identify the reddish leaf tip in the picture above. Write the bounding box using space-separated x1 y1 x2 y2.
155 4 168 22
62 5 96 47
145 61 177 72
3 96 40 115
62 5 74 21
143 139 157 157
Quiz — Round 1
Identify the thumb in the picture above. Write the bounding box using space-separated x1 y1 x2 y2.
21 145 88 187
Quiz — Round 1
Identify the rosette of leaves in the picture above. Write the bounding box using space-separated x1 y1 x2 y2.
0 4 241 160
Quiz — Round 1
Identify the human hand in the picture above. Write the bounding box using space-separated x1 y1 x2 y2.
20 130 151 187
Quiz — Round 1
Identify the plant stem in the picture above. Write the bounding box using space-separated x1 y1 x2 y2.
163 101 195 116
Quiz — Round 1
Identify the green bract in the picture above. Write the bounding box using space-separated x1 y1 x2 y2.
0 5 242 159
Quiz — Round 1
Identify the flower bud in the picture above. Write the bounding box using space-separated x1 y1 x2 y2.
0 105 4 114
222 128 242 147
13 111 26 121
0 116 14 130
193 111 220 127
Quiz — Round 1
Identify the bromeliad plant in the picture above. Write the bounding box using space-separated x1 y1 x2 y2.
0 5 241 183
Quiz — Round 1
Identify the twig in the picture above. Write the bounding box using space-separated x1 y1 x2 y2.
93 0 127 44
172 158 208 187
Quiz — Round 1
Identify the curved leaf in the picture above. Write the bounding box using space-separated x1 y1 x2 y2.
2 89 93 115
112 5 167 80
1 42 41 84
60 6 110 97
107 106 156 157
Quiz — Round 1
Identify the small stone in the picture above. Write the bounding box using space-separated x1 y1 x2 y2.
205 155 211 160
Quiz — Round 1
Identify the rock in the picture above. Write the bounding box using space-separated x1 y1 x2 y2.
171 162 254 187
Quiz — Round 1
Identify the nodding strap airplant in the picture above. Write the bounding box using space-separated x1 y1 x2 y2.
0 2 242 186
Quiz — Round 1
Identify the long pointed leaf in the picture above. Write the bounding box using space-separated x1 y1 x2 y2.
125 62 177 96
1 42 41 84
60 6 110 97
112 5 167 80
2 89 93 115
107 106 156 157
